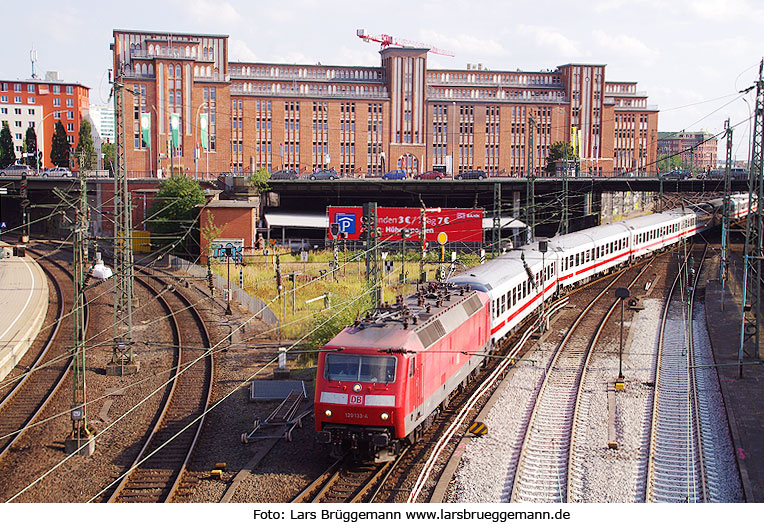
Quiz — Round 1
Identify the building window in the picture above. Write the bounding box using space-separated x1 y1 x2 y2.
53 85 60 94
67 110 74 120
13 83 21 92
67 122 74 132
66 98 73 107
27 84 34 93
66 86 73 95
27 97 35 104
53 98 60 107
14 96 21 103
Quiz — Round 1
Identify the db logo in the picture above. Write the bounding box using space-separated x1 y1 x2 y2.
349 395 363 405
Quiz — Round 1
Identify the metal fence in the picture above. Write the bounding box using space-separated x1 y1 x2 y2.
168 255 278 326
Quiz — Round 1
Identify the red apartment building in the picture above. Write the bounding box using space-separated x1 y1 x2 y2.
0 73 89 169
657 131 717 172
112 29 658 178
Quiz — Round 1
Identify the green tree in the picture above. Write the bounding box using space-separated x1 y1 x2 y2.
0 123 15 168
248 167 271 192
75 118 95 170
25 126 38 170
101 141 115 174
657 153 688 173
146 172 207 256
50 120 70 168
545 141 576 175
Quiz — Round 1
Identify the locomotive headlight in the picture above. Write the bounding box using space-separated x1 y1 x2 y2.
352 383 362 393
380 412 390 421
325 409 333 417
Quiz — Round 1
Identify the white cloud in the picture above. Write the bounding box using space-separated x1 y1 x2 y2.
418 30 507 57
685 0 750 20
592 30 658 66
228 39 258 62
176 0 241 25
516 25 583 59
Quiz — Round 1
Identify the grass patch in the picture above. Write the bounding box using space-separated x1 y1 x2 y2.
212 247 482 362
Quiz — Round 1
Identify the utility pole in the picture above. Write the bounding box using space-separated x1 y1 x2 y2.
69 183 94 454
492 183 501 257
721 118 733 309
108 66 138 376
526 112 536 242
739 59 764 376
562 171 570 235
55 165 95 455
418 203 441 285
363 202 380 308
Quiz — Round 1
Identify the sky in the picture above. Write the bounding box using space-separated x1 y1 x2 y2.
3 0 763 162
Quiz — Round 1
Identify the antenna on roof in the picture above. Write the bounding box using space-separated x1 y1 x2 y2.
30 47 38 79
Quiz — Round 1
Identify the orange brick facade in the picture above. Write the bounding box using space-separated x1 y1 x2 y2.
0 77 89 168
113 30 658 178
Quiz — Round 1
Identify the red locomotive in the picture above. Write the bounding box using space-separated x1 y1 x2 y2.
314 283 490 462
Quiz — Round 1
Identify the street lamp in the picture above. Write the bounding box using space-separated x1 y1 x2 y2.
37 110 57 173
615 287 630 389
452 101 457 176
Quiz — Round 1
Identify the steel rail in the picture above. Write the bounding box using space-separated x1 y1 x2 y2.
107 268 212 503
0 248 87 463
645 244 708 502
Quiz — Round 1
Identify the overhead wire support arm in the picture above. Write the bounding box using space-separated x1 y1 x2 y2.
108 64 138 376
738 58 764 377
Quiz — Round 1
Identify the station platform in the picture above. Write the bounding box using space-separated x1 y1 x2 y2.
0 247 49 382
705 257 764 502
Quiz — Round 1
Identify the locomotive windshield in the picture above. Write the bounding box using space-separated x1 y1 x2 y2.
324 353 397 383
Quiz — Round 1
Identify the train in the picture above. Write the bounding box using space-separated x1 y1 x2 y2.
314 194 750 462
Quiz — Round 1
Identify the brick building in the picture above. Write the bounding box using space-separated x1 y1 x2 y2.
0 72 89 169
112 29 658 178
657 131 717 172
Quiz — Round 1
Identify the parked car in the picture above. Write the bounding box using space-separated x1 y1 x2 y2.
415 171 445 180
42 166 72 177
455 169 486 180
0 164 36 176
663 169 691 179
309 169 338 180
382 169 406 180
270 169 298 180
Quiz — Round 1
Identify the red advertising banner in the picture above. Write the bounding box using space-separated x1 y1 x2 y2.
327 206 484 242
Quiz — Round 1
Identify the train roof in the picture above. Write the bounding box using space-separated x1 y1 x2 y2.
450 252 530 291
323 284 488 353
618 209 690 231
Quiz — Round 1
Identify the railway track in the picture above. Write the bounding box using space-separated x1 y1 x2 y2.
510 259 653 503
107 267 213 503
645 244 709 502
292 451 404 503
0 248 86 464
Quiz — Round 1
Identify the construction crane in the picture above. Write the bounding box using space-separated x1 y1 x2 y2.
356 29 454 57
